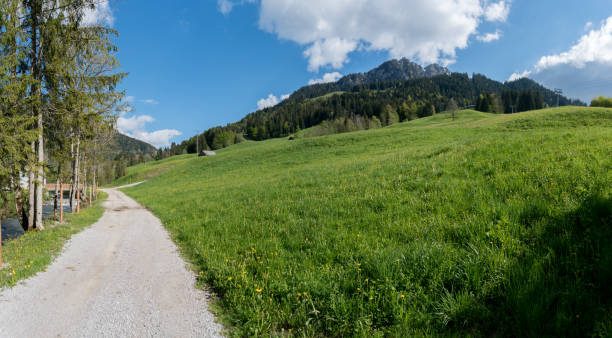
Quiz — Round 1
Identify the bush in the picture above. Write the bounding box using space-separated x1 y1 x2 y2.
591 95 612 108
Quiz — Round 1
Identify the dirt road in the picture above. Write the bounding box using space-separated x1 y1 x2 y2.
0 187 223 337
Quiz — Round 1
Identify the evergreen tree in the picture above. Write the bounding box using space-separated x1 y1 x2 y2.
0 0 38 233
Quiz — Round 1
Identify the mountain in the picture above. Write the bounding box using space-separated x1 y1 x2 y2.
339 58 449 87
290 58 450 101
110 133 157 155
158 59 585 158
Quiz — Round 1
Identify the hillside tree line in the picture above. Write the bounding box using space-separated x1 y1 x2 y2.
156 74 583 158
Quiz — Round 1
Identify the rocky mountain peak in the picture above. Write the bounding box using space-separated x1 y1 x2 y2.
337 58 450 88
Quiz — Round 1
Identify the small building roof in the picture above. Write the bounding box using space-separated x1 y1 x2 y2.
198 150 216 157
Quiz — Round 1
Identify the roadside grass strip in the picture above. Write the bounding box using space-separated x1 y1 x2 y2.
0 192 108 289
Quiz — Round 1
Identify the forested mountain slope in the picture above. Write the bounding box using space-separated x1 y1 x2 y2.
159 59 584 157
111 133 157 156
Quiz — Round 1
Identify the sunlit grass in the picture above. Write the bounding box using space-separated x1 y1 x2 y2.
0 192 108 289
120 107 612 336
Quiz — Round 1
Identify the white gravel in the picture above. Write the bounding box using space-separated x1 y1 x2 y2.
0 188 223 338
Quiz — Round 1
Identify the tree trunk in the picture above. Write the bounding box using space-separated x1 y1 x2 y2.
73 138 80 213
36 115 44 230
88 166 93 207
59 176 64 223
53 189 57 218
31 0 44 231
54 165 60 218
11 172 28 232
68 174 74 213
69 140 74 212
75 144 80 214
81 165 87 203
28 143 35 231
76 185 80 214
93 168 97 201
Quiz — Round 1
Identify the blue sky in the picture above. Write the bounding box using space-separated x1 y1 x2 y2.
93 1 612 147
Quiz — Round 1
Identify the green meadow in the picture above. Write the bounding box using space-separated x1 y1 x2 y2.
119 108 612 336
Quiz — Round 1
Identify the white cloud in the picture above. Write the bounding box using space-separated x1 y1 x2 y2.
124 96 159 105
477 30 502 43
140 99 160 105
257 93 289 110
117 115 154 133
254 0 513 72
133 129 183 149
117 115 182 148
585 21 593 31
82 0 114 27
508 70 531 82
534 17 612 71
507 17 612 102
304 38 358 72
308 72 343 85
484 1 511 22
217 0 256 15
218 0 235 15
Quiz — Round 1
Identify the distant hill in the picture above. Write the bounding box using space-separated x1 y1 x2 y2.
159 58 585 157
110 133 157 155
289 58 450 101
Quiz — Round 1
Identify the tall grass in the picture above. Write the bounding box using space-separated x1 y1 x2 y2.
121 108 612 336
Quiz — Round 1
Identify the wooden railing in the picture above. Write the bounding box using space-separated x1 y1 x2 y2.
44 184 83 192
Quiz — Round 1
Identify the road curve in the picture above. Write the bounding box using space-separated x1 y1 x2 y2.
0 188 223 338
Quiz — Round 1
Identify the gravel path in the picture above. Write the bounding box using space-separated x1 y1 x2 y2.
0 187 223 337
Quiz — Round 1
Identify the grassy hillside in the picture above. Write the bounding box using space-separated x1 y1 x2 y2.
118 107 612 336
307 91 347 102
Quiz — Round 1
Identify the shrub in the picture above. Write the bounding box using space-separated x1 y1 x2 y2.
591 95 612 108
